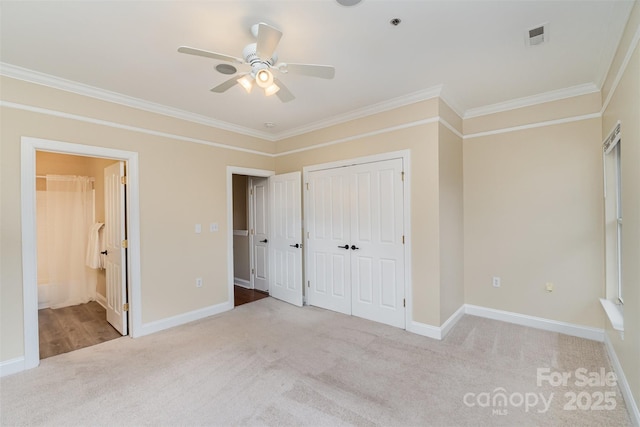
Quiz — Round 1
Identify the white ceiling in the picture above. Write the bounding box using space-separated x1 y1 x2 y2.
0 0 634 140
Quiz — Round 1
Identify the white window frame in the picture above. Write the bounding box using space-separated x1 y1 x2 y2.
601 121 624 333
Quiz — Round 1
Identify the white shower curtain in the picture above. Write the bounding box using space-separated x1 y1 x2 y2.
37 175 96 308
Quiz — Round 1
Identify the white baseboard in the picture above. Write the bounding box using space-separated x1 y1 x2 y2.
0 357 26 378
234 278 251 289
464 304 605 342
604 333 640 426
407 304 465 340
138 300 233 337
95 293 107 309
407 320 443 340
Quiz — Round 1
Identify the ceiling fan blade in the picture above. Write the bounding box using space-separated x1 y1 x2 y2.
278 63 335 79
210 75 242 93
255 23 283 60
274 78 295 103
178 46 244 64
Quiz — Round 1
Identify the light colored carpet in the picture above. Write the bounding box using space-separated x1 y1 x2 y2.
1 298 632 426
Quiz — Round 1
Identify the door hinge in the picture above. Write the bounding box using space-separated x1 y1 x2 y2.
403 299 406 308
307 231 310 238
401 171 404 182
121 176 127 185
307 280 310 288
123 303 129 312
121 239 128 248
306 182 309 190
402 235 405 244
250 188 253 195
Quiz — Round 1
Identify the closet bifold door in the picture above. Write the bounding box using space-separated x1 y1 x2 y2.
349 159 405 329
306 167 351 315
306 158 405 328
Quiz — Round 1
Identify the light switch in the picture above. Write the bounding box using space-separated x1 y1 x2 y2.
195 224 202 234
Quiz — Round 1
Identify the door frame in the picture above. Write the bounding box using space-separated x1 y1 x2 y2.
226 167 274 305
21 136 142 370
302 149 412 328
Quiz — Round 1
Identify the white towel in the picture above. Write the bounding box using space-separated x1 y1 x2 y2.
86 222 105 269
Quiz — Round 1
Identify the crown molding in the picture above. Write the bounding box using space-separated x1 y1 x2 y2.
0 62 275 141
463 83 600 119
272 85 445 140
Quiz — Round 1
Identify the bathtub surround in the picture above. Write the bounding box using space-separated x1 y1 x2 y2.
36 175 95 309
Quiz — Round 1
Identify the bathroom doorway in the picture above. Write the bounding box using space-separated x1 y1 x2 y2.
35 151 125 358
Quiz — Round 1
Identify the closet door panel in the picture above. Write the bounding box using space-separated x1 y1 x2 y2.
351 159 405 329
307 169 351 315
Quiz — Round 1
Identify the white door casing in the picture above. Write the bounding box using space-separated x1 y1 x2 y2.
104 161 127 335
251 177 269 292
268 172 303 306
306 158 405 328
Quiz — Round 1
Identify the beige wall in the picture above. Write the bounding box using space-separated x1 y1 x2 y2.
464 114 604 327
438 124 464 323
601 0 640 412
0 76 275 361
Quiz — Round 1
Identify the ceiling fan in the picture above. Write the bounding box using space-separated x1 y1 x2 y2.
178 23 335 103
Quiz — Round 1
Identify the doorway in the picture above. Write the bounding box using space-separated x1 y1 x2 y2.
21 137 142 371
35 151 124 358
231 173 270 306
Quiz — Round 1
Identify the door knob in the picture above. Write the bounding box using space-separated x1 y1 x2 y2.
100 250 108 255
289 243 300 248
260 239 268 243
338 244 349 250
351 245 359 250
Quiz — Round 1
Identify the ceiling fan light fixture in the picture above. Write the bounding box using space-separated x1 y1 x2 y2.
264 83 280 96
237 75 253 93
255 69 274 88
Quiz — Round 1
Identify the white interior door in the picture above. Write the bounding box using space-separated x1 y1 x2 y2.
350 159 405 328
305 158 405 329
306 168 351 315
268 172 303 306
104 161 127 335
251 177 269 292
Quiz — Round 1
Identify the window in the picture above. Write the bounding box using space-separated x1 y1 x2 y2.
601 122 624 332
603 122 623 304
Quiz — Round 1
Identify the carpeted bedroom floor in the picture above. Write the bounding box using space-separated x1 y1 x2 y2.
0 297 632 426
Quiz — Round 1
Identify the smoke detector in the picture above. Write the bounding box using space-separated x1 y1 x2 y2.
526 24 548 46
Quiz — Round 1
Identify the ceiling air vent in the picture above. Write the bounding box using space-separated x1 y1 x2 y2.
527 24 547 46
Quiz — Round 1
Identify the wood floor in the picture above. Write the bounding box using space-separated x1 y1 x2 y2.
38 301 122 359
234 286 269 307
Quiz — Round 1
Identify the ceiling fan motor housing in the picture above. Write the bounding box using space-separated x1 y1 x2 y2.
243 43 277 68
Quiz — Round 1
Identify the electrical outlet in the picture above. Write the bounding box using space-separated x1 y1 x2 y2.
210 223 218 232
196 277 203 288
492 276 501 288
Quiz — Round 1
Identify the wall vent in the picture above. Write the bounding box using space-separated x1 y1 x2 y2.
527 24 547 46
